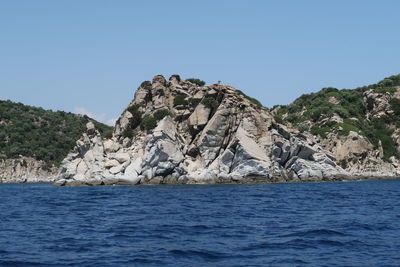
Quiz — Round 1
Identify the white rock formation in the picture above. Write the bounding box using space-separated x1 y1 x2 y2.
0 157 56 183
55 75 349 186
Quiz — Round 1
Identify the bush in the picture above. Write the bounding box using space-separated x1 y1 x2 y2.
173 95 188 106
140 81 152 90
366 98 374 111
201 97 219 109
390 98 400 115
378 79 394 87
122 129 136 139
375 87 396 94
288 104 301 113
237 90 263 107
154 109 171 121
186 78 205 86
286 114 300 123
141 115 157 131
297 123 309 132
339 159 348 169
337 122 360 136
126 105 142 129
310 125 331 139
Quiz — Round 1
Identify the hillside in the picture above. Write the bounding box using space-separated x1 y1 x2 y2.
273 74 400 172
0 100 112 182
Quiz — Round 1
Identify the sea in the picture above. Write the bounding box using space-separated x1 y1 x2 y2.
0 180 399 266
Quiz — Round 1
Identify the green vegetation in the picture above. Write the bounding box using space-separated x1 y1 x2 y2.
274 74 400 161
297 123 309 133
139 109 172 132
140 81 152 90
141 115 157 131
339 159 348 169
186 78 206 86
201 97 219 109
153 109 171 121
126 105 142 129
122 105 143 138
237 90 263 107
173 95 188 106
0 100 113 166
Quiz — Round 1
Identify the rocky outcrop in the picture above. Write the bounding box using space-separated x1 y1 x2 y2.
363 89 394 118
0 157 56 183
271 76 400 179
55 75 348 186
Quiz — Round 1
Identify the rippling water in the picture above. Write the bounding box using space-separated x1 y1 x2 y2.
1 180 400 266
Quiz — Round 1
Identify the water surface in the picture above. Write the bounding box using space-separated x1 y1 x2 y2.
1 180 399 266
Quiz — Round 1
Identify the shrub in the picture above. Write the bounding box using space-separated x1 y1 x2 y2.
288 104 301 113
173 95 188 106
375 87 396 94
141 115 157 131
104 131 113 139
201 97 219 109
186 78 205 86
189 98 201 107
237 90 263 107
297 123 309 132
274 114 283 124
310 125 331 139
366 98 374 111
248 97 263 107
390 98 400 115
126 105 142 129
337 122 360 136
339 159 348 169
378 79 394 87
140 81 152 90
286 114 300 123
122 129 136 139
154 109 171 121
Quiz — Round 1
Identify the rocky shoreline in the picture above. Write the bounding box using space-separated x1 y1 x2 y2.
2 174 400 185
53 75 400 186
3 74 400 186
0 157 56 184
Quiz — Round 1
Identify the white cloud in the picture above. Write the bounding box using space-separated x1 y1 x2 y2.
74 107 116 126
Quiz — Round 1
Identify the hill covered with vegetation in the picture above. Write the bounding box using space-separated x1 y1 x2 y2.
0 100 113 168
273 74 400 161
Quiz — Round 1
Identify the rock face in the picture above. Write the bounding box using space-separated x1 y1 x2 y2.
0 157 56 183
56 75 349 186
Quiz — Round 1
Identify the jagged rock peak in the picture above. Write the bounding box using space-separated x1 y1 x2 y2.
55 74 348 186
169 74 181 83
152 74 167 86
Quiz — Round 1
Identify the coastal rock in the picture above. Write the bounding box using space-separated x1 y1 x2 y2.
56 75 348 186
0 157 56 183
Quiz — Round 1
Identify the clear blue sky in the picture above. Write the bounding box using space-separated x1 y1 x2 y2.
1 0 399 125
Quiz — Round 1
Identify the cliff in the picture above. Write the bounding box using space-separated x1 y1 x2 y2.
56 74 348 186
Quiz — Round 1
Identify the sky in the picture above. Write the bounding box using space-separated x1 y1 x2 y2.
1 0 400 125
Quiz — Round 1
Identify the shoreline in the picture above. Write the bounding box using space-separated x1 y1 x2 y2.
1 175 400 186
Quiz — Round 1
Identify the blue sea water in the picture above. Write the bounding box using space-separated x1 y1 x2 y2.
0 180 399 267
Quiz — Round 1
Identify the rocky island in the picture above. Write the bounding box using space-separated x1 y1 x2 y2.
56 74 400 186
3 74 400 185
